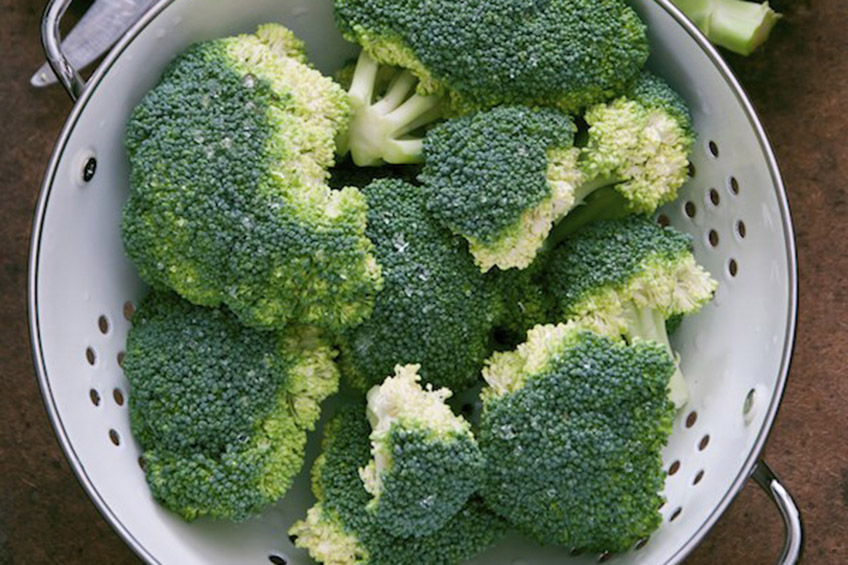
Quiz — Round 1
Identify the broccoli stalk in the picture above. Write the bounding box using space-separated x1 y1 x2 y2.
622 304 688 409
672 0 780 55
340 51 444 166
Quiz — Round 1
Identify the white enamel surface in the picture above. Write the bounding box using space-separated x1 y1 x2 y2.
31 0 794 564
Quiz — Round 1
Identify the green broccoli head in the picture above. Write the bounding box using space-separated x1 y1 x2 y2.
123 24 381 332
421 106 584 271
544 216 717 407
338 178 499 393
290 406 505 564
333 0 649 113
359 365 484 537
579 71 695 214
480 322 675 552
124 291 339 521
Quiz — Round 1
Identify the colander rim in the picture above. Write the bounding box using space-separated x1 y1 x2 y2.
27 0 799 563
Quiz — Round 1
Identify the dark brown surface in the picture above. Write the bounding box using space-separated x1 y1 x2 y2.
1 0 846 563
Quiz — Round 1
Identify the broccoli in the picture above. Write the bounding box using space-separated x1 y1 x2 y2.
337 51 446 166
123 24 381 332
422 74 694 271
479 322 676 552
672 0 780 55
359 365 484 537
575 71 695 217
543 216 717 408
421 106 582 271
123 291 339 521
337 178 499 393
334 0 649 114
290 406 506 564
491 260 554 346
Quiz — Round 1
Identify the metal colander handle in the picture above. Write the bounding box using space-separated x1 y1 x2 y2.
41 0 86 100
752 460 803 564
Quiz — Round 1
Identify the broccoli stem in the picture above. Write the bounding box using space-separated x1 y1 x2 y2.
671 0 780 56
345 51 444 166
544 178 632 251
623 303 688 409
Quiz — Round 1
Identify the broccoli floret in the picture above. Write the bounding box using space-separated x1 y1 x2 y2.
672 0 780 55
337 178 499 392
479 322 675 552
358 365 484 537
422 73 695 270
123 24 381 332
333 0 649 113
123 291 338 521
290 407 505 564
337 51 446 166
576 71 695 214
421 106 582 271
544 216 717 408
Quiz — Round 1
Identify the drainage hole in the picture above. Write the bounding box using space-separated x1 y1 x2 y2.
269 555 287 565
685 411 698 428
113 388 125 406
123 300 136 321
708 140 719 157
82 157 97 182
737 220 747 238
708 188 720 206
729 176 740 195
85 347 96 366
89 389 101 406
708 229 719 247
108 429 120 446
729 259 738 277
698 434 711 451
693 470 705 485
668 460 680 476
98 315 109 334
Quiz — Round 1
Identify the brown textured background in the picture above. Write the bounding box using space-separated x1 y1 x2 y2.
1 0 846 563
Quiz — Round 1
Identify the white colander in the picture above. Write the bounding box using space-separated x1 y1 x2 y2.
29 0 803 563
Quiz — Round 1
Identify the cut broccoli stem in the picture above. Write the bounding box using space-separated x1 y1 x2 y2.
344 50 444 166
623 303 688 409
548 186 632 245
672 0 780 56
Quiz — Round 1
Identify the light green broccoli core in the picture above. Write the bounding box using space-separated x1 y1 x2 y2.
361 364 467 497
622 304 688 409
340 50 444 166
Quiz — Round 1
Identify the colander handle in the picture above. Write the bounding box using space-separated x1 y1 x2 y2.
752 460 803 564
41 0 87 101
